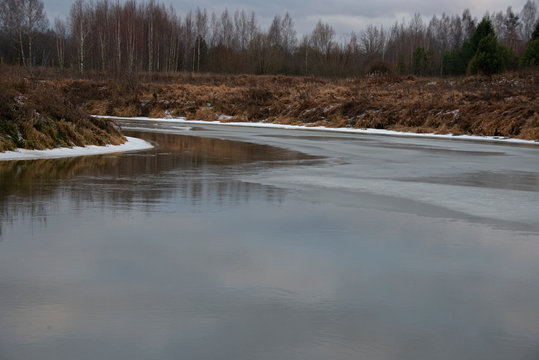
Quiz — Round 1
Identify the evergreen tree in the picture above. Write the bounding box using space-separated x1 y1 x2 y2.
521 39 539 66
469 34 509 74
443 49 465 75
461 18 496 69
412 46 427 75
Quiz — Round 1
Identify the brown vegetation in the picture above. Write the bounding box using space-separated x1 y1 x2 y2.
1 66 537 152
71 70 538 141
0 68 125 152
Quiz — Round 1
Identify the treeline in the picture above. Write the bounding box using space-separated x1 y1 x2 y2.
0 0 538 77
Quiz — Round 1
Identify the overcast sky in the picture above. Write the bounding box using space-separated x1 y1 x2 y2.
43 0 532 36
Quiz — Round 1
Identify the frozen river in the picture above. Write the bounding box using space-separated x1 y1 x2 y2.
1 120 538 359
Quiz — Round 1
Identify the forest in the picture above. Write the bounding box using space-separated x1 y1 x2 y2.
0 0 538 77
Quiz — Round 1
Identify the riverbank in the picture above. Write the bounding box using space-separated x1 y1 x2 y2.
0 136 153 161
0 69 125 152
1 68 538 152
98 115 539 145
77 71 538 141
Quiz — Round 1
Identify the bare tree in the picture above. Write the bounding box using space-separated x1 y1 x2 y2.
268 15 282 49
503 7 520 52
70 0 92 73
428 14 450 74
361 24 385 60
492 10 506 39
3 0 531 77
410 13 425 48
462 9 476 39
182 11 194 71
54 17 67 68
281 13 297 54
95 0 111 71
249 31 269 74
310 20 335 57
114 0 122 72
195 8 208 71
0 0 48 66
234 10 252 51
165 5 180 71
145 0 154 71
221 9 235 49
0 0 25 65
24 0 48 66
449 14 464 49
123 0 138 73
520 0 537 41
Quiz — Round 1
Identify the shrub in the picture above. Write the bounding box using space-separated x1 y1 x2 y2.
366 60 393 75
521 39 539 67
468 34 509 75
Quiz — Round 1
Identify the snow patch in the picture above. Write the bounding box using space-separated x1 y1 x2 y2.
0 136 153 161
218 114 233 121
93 115 539 145
15 96 26 105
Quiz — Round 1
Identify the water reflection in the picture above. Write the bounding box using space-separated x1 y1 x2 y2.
1 127 538 360
0 131 319 236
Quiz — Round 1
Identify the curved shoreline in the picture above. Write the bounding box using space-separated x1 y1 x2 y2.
0 136 153 161
94 115 539 145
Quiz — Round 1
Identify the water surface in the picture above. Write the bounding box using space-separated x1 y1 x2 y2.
1 122 538 360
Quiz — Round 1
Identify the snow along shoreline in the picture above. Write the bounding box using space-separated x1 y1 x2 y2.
94 115 538 145
0 136 153 161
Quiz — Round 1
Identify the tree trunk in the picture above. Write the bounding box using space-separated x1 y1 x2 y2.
18 28 26 67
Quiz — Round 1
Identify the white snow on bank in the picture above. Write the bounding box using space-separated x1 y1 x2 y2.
0 136 153 161
94 115 539 145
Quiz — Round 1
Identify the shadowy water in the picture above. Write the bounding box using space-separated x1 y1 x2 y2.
1 127 538 360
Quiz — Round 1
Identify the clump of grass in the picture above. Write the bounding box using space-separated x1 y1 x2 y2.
193 107 218 121
0 72 125 152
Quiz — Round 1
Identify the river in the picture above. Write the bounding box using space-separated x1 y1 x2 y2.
1 120 538 360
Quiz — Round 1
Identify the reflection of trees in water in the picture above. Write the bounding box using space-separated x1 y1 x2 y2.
0 132 317 236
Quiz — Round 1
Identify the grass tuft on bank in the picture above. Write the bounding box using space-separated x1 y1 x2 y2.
0 72 125 152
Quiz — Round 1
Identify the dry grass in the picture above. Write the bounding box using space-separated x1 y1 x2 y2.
72 71 538 140
3 66 538 142
0 67 125 152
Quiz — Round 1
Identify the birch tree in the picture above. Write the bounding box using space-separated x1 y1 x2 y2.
0 0 48 66
70 0 91 73
54 17 67 68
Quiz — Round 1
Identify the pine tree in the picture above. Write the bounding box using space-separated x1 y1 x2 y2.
469 34 509 74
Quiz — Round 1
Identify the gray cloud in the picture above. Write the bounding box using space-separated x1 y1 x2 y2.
43 0 529 35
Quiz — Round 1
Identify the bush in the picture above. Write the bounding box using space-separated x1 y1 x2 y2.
468 34 509 75
521 39 539 67
0 76 124 151
366 60 393 75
